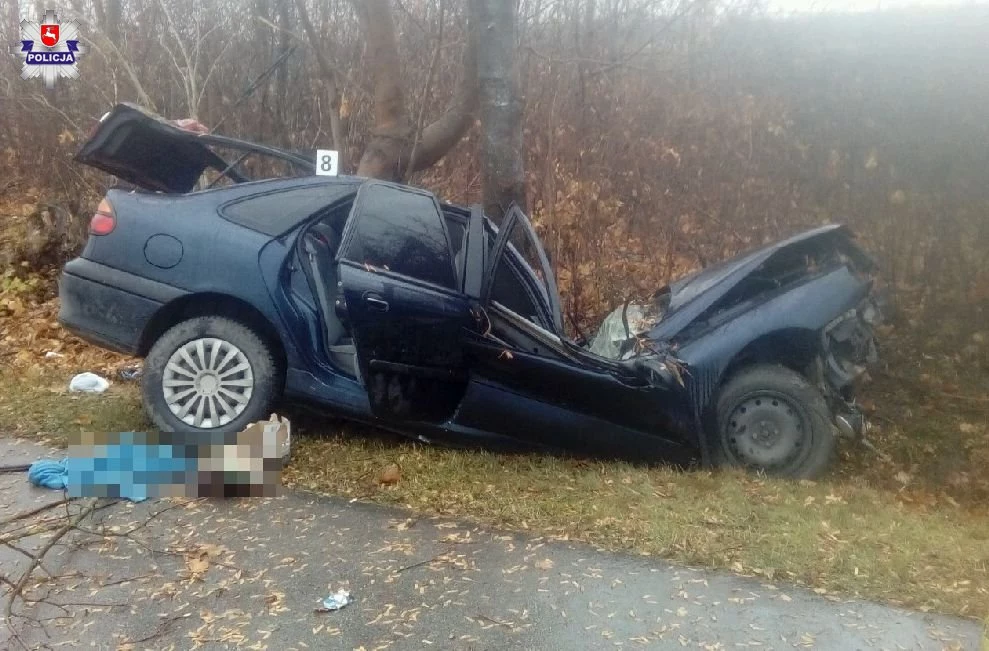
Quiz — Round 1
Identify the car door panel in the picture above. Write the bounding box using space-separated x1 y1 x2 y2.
339 263 469 373
454 366 693 463
456 333 689 457
336 182 470 423
454 203 691 458
340 263 471 422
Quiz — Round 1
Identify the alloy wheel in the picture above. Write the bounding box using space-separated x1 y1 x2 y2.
162 337 254 428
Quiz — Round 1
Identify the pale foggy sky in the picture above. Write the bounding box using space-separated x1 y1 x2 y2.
765 0 987 12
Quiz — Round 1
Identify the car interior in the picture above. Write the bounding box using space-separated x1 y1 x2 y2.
298 200 359 378
296 198 473 381
440 205 469 290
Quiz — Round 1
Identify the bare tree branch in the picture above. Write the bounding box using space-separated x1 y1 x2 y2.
408 4 480 174
405 0 446 180
295 0 349 172
4 499 99 630
78 33 156 110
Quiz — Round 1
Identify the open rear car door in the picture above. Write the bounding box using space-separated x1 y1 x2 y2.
335 181 474 423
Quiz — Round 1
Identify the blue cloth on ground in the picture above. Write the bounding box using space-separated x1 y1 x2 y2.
27 432 201 501
28 459 69 490
66 433 199 502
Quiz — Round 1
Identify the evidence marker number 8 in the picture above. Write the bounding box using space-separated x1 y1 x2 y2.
316 149 339 176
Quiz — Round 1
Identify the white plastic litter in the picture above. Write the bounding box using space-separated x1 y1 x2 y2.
44 351 64 359
69 372 110 393
320 589 352 611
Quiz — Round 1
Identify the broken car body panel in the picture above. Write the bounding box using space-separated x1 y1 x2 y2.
59 104 883 477
651 224 875 342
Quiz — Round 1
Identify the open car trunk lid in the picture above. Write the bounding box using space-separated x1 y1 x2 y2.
75 103 315 193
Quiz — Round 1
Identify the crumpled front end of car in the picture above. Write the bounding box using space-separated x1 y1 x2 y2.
625 224 887 462
818 289 887 441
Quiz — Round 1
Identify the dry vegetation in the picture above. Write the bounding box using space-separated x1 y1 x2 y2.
1 0 988 623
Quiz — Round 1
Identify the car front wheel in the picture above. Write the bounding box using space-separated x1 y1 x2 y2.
142 316 280 432
713 364 836 479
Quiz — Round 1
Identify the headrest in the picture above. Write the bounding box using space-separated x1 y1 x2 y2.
308 222 341 250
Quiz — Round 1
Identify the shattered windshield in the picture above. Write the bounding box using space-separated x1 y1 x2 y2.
588 298 668 360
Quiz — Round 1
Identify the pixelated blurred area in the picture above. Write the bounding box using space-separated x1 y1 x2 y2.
196 414 291 498
67 414 291 500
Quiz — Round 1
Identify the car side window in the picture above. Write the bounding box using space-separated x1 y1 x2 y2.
220 181 359 236
486 229 553 330
342 185 457 289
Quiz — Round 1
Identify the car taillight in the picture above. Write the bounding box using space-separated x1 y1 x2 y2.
90 198 116 235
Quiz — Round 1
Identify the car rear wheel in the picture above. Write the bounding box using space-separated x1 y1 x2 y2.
142 317 280 432
713 364 835 479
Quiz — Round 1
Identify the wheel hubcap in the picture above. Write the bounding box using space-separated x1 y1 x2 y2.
162 337 254 429
725 392 807 470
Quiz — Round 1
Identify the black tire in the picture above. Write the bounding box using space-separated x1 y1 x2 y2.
712 364 836 479
142 317 281 432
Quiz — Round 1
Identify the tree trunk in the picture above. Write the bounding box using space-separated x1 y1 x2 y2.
104 0 122 44
473 0 525 220
275 0 292 144
353 0 412 180
7 0 19 43
289 0 481 181
253 0 271 142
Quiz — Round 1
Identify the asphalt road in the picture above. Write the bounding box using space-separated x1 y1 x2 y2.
0 436 981 650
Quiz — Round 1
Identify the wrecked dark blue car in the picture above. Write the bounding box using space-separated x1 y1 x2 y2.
58 104 883 478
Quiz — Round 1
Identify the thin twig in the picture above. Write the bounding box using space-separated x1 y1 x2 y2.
123 614 184 645
393 552 447 574
96 572 158 588
0 499 72 528
139 546 242 572
405 0 445 180
0 516 69 543
475 613 515 628
1 542 53 578
4 499 99 637
29 599 128 608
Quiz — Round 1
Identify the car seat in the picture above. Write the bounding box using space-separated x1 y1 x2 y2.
302 223 359 377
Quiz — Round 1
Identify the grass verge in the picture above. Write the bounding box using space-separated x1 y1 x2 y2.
0 368 986 620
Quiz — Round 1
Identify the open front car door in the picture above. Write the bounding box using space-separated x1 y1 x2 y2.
453 205 695 462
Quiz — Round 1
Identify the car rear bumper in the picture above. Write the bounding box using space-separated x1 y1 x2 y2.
58 258 185 356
